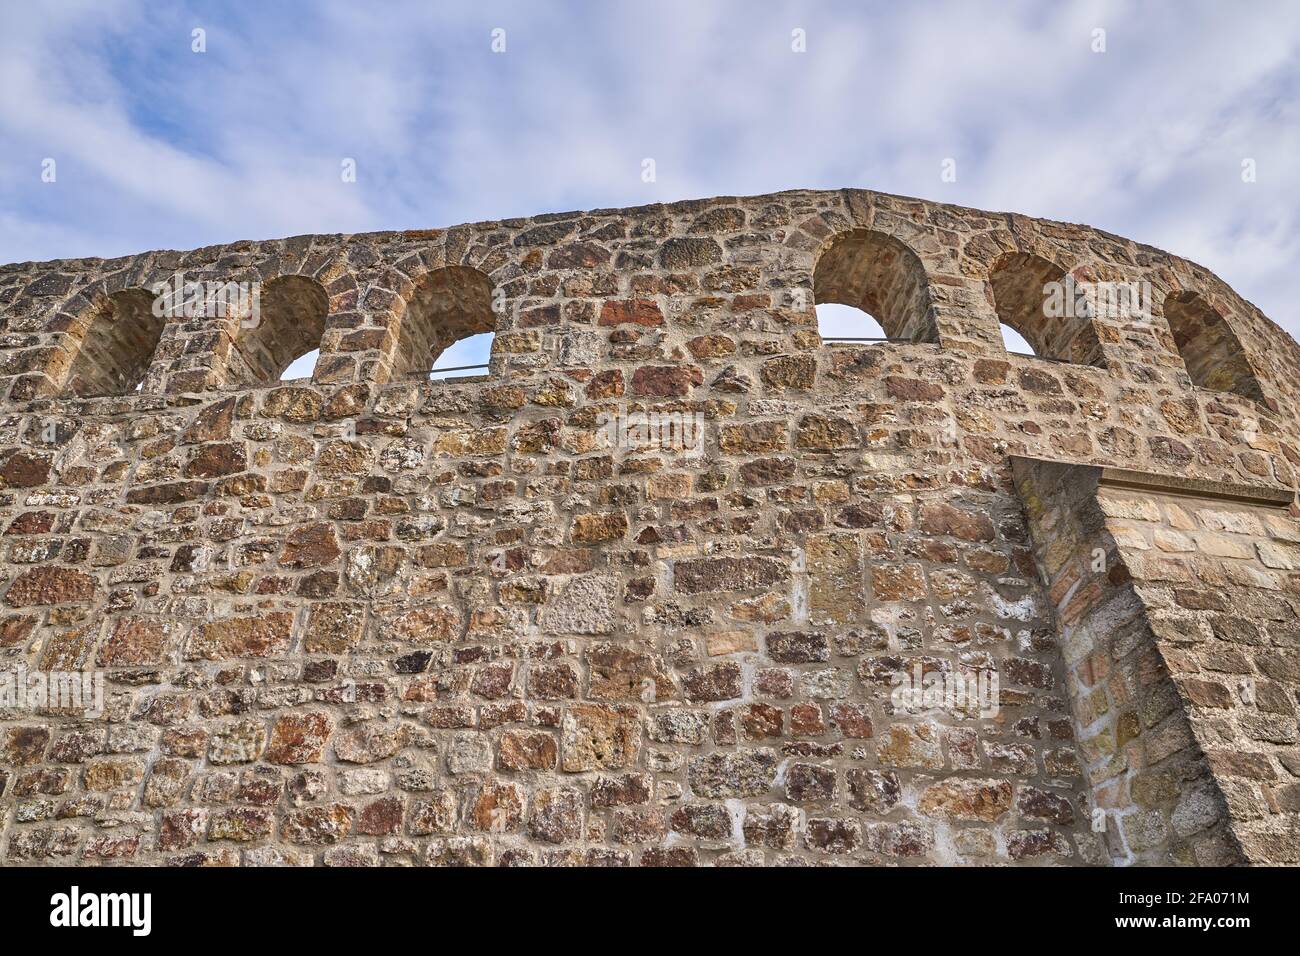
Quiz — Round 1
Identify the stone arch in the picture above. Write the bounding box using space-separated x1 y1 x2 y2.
1163 291 1264 402
226 274 329 385
812 229 936 342
989 252 1104 366
62 288 165 397
389 266 497 377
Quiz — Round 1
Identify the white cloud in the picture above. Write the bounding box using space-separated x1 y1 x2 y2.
0 0 1295 338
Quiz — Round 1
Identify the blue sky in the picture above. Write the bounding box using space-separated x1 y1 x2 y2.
2 0 1297 374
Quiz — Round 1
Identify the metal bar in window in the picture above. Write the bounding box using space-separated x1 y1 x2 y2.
820 336 912 343
426 363 490 374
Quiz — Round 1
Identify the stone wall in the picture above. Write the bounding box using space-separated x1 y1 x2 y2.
0 188 1296 866
1013 460 1300 865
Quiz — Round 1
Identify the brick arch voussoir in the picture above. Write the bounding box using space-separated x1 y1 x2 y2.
297 254 359 322
194 270 332 388
986 242 1123 368
49 276 169 397
810 225 939 344
384 262 499 379
51 268 167 363
1158 276 1271 408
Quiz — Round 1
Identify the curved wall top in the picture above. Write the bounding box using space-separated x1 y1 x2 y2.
1 189 1298 867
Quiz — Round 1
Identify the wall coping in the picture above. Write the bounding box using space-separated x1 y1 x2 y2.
1010 455 1296 509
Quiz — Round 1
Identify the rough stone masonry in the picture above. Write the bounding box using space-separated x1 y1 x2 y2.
0 187 1298 867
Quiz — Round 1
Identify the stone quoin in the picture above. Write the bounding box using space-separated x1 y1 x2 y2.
0 187 1298 866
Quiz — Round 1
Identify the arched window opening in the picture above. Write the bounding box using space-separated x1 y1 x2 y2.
815 302 888 343
227 275 328 385
989 253 1103 366
63 288 164 397
1000 324 1036 356
813 229 935 342
1163 292 1263 402
281 349 320 381
428 332 495 380
392 266 497 379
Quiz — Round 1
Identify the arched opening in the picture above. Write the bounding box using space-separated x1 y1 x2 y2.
227 275 328 385
815 302 887 342
281 349 320 381
989 253 1103 366
391 266 497 378
428 332 494 380
1163 292 1263 402
63 288 164 397
813 229 935 342
1000 324 1036 356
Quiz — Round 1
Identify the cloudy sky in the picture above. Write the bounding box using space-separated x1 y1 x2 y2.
2 0 1297 370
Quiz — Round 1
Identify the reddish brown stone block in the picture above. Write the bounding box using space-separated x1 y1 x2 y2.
266 712 333 765
6 567 96 606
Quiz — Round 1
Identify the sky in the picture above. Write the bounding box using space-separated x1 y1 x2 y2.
1 0 1296 375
